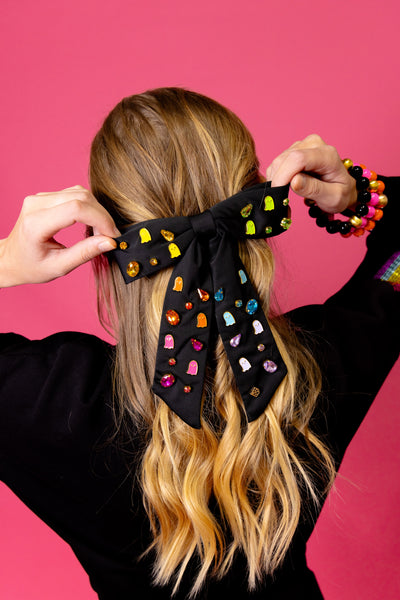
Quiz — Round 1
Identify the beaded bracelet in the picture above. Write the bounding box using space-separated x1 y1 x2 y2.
305 159 388 237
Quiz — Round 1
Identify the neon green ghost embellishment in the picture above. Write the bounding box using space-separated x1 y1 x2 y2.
245 220 256 235
264 196 275 211
168 243 181 258
139 228 152 243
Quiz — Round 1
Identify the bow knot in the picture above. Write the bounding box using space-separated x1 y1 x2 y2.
111 182 291 428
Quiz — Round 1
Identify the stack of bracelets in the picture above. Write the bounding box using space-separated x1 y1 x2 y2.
305 159 388 237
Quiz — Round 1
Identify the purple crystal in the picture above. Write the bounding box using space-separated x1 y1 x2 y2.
160 373 175 388
191 338 203 352
230 333 242 348
263 360 277 373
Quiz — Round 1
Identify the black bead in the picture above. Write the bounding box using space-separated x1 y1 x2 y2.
308 205 323 219
355 203 369 217
316 214 330 228
349 165 363 179
339 221 352 234
326 220 341 234
358 190 371 203
356 176 371 191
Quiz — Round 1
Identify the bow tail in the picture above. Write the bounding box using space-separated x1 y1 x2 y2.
210 234 288 422
152 240 214 428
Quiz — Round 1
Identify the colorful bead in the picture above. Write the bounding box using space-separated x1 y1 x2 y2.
252 320 264 335
257 344 265 351
197 289 210 302
264 196 275 211
119 241 128 250
364 220 376 232
372 208 383 221
168 358 177 365
240 203 253 218
187 360 198 376
164 334 174 349
377 194 388 208
245 220 256 235
246 299 258 315
223 311 235 326
353 228 365 237
149 257 158 266
263 360 278 373
185 302 193 310
214 288 224 301
250 387 260 397
368 180 379 191
127 261 140 277
283 198 289 206
349 215 362 228
367 206 376 219
239 357 251 372
362 168 372 179
139 228 152 243
235 299 243 308
197 313 207 328
342 158 353 170
280 218 292 230
377 181 385 194
160 374 175 388
369 192 380 206
191 338 203 352
168 243 181 258
166 309 180 326
184 385 192 393
161 229 174 241
230 333 242 347
238 270 247 284
265 226 273 235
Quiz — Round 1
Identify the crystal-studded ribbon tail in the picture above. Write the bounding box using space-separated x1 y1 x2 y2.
152 239 214 428
209 233 287 421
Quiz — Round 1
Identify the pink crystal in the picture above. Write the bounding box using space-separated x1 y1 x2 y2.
230 333 242 347
263 360 277 373
160 373 175 388
191 338 203 351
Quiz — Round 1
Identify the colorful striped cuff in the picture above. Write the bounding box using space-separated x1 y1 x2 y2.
374 251 400 291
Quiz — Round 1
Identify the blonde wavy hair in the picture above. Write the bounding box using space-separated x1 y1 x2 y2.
89 88 335 596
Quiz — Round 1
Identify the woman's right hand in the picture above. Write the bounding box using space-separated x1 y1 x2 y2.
0 185 120 288
266 134 358 214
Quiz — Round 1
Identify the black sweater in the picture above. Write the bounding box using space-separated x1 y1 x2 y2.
0 177 399 599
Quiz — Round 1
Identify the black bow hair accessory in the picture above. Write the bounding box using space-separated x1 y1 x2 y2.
111 182 291 428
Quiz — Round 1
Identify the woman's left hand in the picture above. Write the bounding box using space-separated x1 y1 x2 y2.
266 134 357 213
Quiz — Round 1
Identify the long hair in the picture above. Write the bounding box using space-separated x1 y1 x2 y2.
89 88 335 596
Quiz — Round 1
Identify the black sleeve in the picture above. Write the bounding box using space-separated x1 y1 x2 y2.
287 176 400 464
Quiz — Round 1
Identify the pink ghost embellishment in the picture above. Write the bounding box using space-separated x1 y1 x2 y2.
186 360 198 376
164 334 174 349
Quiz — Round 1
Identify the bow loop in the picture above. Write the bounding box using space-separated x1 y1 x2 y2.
189 210 217 239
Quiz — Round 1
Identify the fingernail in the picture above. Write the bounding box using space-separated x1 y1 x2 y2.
98 239 117 252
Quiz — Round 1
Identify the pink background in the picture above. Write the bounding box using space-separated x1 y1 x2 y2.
1 0 399 597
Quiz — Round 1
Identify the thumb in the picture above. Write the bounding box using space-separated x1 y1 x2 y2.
55 236 117 276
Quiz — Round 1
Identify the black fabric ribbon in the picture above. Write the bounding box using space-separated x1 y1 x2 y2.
111 182 291 428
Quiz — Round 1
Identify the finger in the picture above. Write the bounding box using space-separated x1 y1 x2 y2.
29 199 120 241
266 135 326 182
271 145 343 187
290 174 351 213
47 236 117 277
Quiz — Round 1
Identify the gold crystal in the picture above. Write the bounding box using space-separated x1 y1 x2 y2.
161 229 174 241
126 261 139 277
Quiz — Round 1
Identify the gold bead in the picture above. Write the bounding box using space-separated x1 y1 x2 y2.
369 180 379 191
149 257 158 266
349 215 362 228
342 158 353 170
126 261 140 277
250 387 260 397
119 241 128 250
377 194 388 208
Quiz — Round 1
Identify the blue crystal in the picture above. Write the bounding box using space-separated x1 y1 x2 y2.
246 299 258 315
214 287 224 302
238 269 247 284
